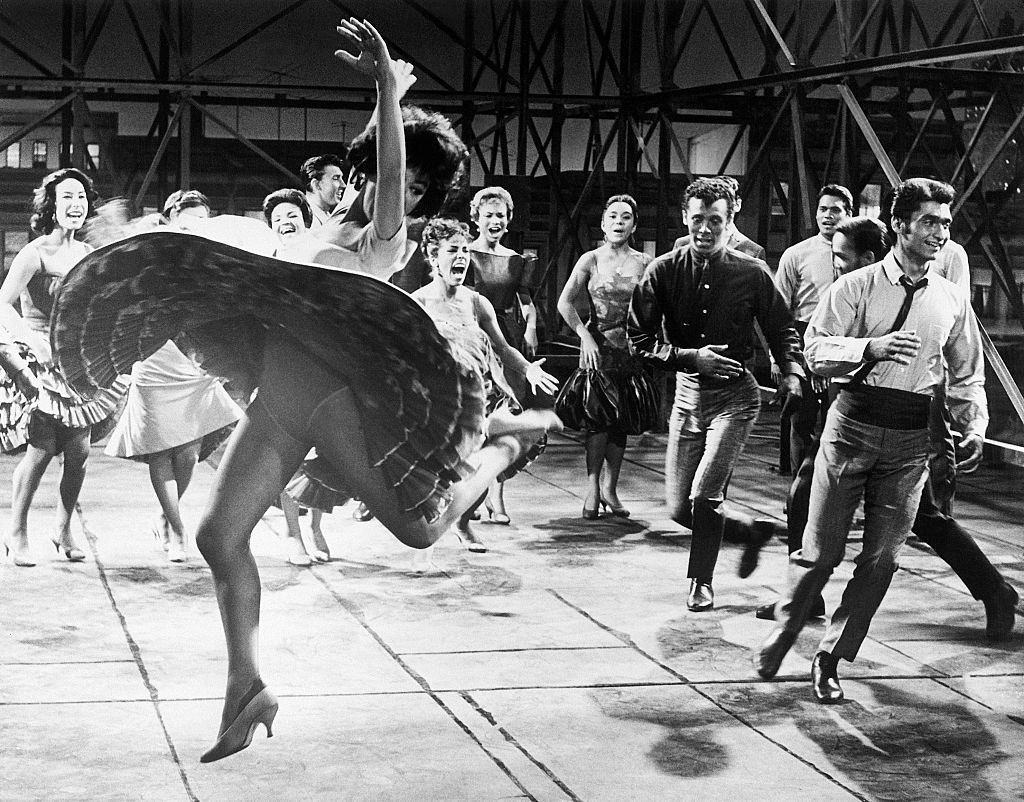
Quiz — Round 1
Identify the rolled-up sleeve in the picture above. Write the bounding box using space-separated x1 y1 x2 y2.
803 280 872 376
627 263 697 371
944 296 988 439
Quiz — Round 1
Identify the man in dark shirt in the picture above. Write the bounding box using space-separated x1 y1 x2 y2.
672 176 766 260
628 177 804 611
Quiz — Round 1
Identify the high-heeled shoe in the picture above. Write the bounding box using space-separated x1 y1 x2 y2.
302 528 331 563
600 498 630 518
581 505 600 520
200 683 279 763
151 519 170 553
456 521 488 553
166 528 187 564
483 500 511 526
51 534 86 562
5 540 37 568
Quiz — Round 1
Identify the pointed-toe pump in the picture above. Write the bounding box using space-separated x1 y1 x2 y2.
200 686 279 763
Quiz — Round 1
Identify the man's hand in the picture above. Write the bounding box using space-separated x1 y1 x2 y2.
956 432 984 473
865 331 921 365
694 344 743 380
391 58 417 100
774 373 803 410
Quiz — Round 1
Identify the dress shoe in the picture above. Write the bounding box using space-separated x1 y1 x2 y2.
200 681 278 763
51 533 86 562
984 581 1018 642
352 501 374 522
737 519 776 579
755 628 796 678
811 651 844 703
687 579 714 612
456 522 487 553
600 496 630 518
4 540 36 568
484 501 511 525
754 595 826 621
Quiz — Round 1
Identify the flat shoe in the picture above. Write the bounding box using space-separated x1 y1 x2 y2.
984 581 1018 642
687 580 714 612
811 651 844 703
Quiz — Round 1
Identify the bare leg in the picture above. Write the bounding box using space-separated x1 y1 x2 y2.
309 388 553 548
600 432 627 510
278 492 311 566
7 444 54 562
195 410 309 736
584 431 608 512
305 510 330 561
55 431 90 553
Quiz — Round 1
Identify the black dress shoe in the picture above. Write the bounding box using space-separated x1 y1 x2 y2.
811 651 844 704
984 581 1018 642
755 595 825 622
687 579 714 612
352 501 374 522
738 519 776 579
756 628 796 678
755 602 777 621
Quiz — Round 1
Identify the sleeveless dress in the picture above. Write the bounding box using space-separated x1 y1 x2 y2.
467 250 539 355
416 286 543 481
0 240 129 453
556 250 660 435
51 225 485 524
104 340 241 462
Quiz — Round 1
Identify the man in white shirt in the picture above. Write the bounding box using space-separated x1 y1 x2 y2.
756 179 992 704
773 184 852 476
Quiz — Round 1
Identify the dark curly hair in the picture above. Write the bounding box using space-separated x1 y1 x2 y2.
681 177 736 217
890 178 955 227
262 188 312 228
30 168 98 234
420 217 470 261
347 104 468 219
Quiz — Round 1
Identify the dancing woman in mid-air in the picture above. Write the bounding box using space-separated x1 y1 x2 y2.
52 19 555 763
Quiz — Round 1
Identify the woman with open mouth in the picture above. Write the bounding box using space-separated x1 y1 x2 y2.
556 194 658 520
413 217 561 554
0 168 129 567
467 186 543 526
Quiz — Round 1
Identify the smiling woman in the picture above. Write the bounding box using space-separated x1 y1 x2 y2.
0 168 129 567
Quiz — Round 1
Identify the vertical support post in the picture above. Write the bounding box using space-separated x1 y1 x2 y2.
547 2 566 333
516 0 529 176
178 0 193 189
461 0 475 182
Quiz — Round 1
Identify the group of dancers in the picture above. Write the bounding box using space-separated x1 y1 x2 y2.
0 16 1018 763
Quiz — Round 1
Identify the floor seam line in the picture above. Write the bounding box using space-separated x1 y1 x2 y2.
78 506 199 802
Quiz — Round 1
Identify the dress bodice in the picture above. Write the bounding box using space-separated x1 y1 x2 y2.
467 250 536 311
20 240 90 334
586 250 647 352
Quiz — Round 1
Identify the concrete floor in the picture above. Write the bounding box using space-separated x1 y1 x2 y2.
1 408 1023 801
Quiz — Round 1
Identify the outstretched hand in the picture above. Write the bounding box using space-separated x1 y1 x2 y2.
525 358 559 396
334 18 393 83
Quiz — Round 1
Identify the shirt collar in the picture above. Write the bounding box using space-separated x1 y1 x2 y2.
881 250 931 286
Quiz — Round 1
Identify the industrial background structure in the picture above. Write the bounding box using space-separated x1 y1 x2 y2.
2 0 1024 446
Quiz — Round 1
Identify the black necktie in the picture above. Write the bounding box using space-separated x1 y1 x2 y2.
849 275 928 385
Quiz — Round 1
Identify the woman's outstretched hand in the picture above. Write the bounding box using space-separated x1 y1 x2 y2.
525 358 559 396
334 18 393 83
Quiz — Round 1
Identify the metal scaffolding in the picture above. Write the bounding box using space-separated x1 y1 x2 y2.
2 0 1023 327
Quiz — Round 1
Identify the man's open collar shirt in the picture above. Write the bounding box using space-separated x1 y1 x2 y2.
804 251 987 439
627 244 804 383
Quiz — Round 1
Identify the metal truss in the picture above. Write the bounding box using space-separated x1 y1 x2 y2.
1 0 1023 332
